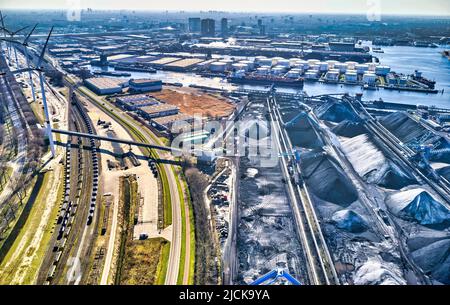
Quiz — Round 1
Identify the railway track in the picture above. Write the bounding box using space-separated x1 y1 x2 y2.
344 96 450 205
267 97 339 285
38 93 99 284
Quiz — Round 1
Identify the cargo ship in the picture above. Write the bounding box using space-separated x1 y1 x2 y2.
93 70 131 77
228 73 304 88
410 70 436 89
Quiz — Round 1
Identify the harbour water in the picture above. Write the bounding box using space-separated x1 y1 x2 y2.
87 45 450 108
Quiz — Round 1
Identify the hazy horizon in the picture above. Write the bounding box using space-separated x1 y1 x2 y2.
1 0 450 16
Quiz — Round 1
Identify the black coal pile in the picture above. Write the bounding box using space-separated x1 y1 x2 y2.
301 152 359 207
380 112 427 143
332 120 367 138
315 100 360 123
286 113 324 149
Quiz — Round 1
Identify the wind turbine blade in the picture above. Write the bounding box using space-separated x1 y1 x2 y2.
12 25 29 36
11 68 32 74
23 24 37 45
37 26 53 68
0 26 12 36
0 37 20 45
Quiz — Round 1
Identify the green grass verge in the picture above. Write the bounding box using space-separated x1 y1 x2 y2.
175 167 186 285
0 168 61 284
183 178 196 285
155 240 171 285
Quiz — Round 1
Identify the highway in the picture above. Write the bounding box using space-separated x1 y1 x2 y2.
267 96 339 285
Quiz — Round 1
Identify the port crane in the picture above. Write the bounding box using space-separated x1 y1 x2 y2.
250 268 301 285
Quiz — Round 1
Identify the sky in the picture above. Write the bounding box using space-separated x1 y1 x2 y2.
1 0 450 16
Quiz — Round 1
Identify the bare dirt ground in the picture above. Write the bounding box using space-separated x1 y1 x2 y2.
151 86 235 118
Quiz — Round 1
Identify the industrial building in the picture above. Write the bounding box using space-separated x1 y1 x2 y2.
138 104 179 119
85 77 126 95
149 57 181 68
116 94 159 110
201 18 215 37
152 113 194 130
129 79 163 93
164 58 205 71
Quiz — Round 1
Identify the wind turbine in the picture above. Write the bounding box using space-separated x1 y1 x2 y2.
0 15 29 68
1 24 38 101
0 12 8 59
14 27 56 157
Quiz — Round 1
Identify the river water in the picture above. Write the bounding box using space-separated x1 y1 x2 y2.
87 45 450 108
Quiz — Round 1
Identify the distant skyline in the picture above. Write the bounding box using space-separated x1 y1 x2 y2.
1 0 450 16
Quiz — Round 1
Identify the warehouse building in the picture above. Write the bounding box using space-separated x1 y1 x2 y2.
138 104 179 119
116 94 159 110
152 113 194 130
149 57 181 68
85 77 126 95
163 58 205 71
129 79 163 93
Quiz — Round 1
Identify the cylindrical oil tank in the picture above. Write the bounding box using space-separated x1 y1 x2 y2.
210 62 227 72
318 62 329 72
356 64 369 74
232 63 249 71
375 65 391 76
363 72 377 84
345 71 358 82
326 71 339 81
345 61 358 70
335 63 348 73
326 60 339 69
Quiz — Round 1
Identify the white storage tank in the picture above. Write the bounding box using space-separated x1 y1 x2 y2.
255 56 267 64
345 70 358 82
345 61 358 70
326 60 339 69
289 58 302 67
307 59 320 66
325 71 340 81
334 63 348 73
259 58 274 67
375 65 391 76
305 70 319 79
356 64 369 74
368 63 378 71
232 63 249 72
277 59 290 67
272 57 284 66
363 72 377 84
239 60 254 70
309 64 319 71
219 59 234 69
318 62 329 72
210 62 228 72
